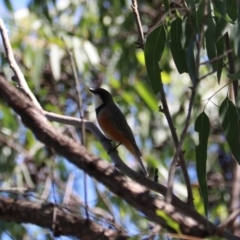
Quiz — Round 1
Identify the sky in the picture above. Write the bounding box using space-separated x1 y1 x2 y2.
1 0 28 10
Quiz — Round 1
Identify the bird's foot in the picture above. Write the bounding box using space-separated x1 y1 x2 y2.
107 142 122 154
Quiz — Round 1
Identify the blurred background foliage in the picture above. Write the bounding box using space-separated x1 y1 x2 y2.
0 0 239 239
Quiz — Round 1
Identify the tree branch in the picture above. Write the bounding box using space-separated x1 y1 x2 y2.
0 17 154 184
0 75 238 239
0 195 128 239
166 0 209 204
131 0 145 49
0 18 42 109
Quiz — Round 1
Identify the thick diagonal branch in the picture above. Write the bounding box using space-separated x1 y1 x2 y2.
0 74 238 239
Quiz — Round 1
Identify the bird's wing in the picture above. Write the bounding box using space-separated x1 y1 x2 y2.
107 104 142 156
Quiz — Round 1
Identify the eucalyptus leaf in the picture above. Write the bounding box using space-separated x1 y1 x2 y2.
195 111 210 218
144 25 166 94
185 36 196 84
219 97 240 164
206 16 217 71
3 0 13 11
226 0 238 22
170 17 188 74
216 35 224 82
134 82 158 111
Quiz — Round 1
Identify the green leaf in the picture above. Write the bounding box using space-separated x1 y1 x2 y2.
238 3 240 57
236 87 240 117
219 97 240 164
206 16 217 71
195 112 210 218
196 0 207 31
32 48 45 91
134 82 158 111
3 0 13 11
216 35 224 82
185 36 196 84
215 17 228 40
213 0 235 23
43 5 52 23
184 15 195 48
162 0 169 12
144 25 166 94
226 0 238 22
227 70 240 80
213 0 226 17
185 0 195 9
170 17 188 74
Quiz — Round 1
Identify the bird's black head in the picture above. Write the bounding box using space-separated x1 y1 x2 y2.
89 88 114 108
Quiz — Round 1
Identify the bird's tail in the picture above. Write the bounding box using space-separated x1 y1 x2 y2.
135 154 149 177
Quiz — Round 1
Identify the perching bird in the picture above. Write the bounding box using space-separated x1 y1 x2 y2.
89 87 148 177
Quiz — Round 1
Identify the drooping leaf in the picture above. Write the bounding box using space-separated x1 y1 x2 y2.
196 0 207 31
227 70 240 80
213 0 227 17
134 82 158 111
83 40 100 65
32 48 45 91
162 0 169 12
226 0 238 22
42 4 52 23
236 87 240 117
185 0 195 9
185 36 196 84
170 17 188 74
144 25 166 94
219 97 240 164
206 15 217 71
213 0 233 23
72 37 88 72
3 0 13 11
50 44 63 81
216 35 224 82
195 111 210 218
238 3 240 57
184 15 195 48
215 17 228 40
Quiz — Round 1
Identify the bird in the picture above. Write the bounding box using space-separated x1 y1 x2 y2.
89 87 148 177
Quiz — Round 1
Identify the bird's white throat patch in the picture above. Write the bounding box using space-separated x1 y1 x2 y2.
93 94 103 109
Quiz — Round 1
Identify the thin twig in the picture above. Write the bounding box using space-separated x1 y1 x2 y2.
63 38 86 144
219 207 240 230
131 0 145 49
0 133 33 160
63 38 89 220
200 49 232 66
201 82 230 107
94 180 115 222
160 76 193 204
0 19 42 110
166 0 210 204
199 69 216 80
63 173 75 205
165 88 196 204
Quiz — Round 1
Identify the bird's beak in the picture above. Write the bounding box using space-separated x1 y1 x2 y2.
89 88 96 94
